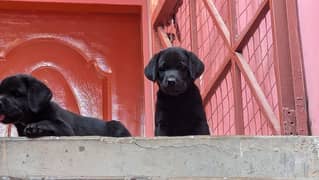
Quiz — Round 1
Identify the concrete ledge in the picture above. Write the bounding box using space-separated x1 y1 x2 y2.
0 136 319 178
0 176 316 179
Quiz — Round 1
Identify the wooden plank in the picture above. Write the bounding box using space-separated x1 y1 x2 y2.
285 0 309 135
234 52 281 134
203 0 231 45
234 0 269 51
157 26 172 48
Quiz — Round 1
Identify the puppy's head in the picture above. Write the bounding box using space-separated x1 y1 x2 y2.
0 74 52 124
144 47 204 96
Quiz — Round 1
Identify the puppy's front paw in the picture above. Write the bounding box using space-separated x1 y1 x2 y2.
24 122 55 138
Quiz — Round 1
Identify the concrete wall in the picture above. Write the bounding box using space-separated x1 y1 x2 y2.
0 136 319 179
297 0 319 135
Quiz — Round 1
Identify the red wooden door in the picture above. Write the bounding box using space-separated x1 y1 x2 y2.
0 1 146 136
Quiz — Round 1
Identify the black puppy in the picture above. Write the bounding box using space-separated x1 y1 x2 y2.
144 47 210 136
0 74 131 137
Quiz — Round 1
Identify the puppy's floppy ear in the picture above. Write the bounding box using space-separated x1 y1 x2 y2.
26 77 52 113
144 51 161 81
186 50 205 80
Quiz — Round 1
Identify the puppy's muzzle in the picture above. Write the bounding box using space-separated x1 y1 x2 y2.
167 77 177 87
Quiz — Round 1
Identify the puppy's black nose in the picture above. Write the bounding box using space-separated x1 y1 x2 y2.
167 78 176 86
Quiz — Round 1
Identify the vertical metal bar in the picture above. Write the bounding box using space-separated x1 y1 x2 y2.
285 0 309 135
143 0 154 137
228 0 244 134
189 0 198 54
231 61 245 134
270 0 297 135
228 0 238 43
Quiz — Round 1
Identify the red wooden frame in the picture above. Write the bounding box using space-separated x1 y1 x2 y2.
151 0 309 135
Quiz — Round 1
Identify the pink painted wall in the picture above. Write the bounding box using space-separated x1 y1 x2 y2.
298 0 319 135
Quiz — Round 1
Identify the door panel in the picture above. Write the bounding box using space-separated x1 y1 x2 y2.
0 7 144 136
32 68 81 115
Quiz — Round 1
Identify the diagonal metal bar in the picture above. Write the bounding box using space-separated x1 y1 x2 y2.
202 57 231 105
234 0 270 51
157 26 172 48
203 0 281 134
151 0 166 26
234 52 281 134
203 0 231 46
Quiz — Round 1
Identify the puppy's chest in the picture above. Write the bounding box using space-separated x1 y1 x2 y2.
157 104 199 123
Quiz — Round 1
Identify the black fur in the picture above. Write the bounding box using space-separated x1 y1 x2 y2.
145 47 210 136
0 74 131 137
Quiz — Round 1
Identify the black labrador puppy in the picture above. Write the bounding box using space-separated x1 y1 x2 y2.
144 47 210 136
0 74 131 137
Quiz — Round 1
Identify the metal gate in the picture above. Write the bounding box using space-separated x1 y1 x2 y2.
151 0 309 135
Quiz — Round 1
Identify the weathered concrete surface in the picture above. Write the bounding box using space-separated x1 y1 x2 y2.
0 177 315 180
0 136 319 179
